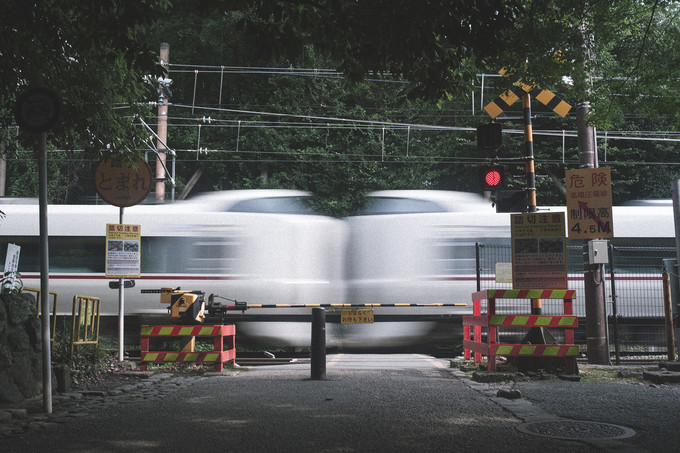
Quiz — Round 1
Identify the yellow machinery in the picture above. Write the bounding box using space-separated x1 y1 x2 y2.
142 287 206 324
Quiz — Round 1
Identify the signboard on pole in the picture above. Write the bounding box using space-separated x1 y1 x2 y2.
94 154 153 207
2 243 21 292
565 167 613 239
4 243 21 273
511 212 568 289
105 224 141 278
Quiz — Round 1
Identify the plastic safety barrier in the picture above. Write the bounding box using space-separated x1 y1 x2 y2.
140 325 235 372
463 289 578 373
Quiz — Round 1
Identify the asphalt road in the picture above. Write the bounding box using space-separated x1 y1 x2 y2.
2 354 678 452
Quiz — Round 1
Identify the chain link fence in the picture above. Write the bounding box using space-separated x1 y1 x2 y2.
476 242 677 360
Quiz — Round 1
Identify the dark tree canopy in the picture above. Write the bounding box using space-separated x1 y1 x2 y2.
1 0 170 154
3 1 680 212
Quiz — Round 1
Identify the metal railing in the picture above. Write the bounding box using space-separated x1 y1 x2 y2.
476 242 676 360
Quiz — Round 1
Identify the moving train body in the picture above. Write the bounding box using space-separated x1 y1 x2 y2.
346 191 675 314
0 191 347 346
0 190 676 350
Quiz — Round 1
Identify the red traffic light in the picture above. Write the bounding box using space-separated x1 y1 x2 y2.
480 165 504 190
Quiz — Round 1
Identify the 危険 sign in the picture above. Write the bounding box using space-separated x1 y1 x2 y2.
565 167 613 239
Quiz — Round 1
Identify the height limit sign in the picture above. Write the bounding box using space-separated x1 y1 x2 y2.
565 167 613 239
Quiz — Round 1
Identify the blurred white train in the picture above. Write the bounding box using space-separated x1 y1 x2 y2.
346 191 675 310
344 191 676 350
0 190 347 346
0 189 676 350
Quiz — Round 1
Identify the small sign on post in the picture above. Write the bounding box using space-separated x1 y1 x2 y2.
511 212 568 289
105 224 141 278
4 243 20 273
341 308 374 324
2 243 22 293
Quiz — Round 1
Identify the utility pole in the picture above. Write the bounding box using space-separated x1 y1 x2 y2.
577 102 609 364
155 43 170 203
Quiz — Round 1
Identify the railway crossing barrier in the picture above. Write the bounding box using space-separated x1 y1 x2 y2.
70 295 101 358
463 289 579 374
21 286 58 345
140 325 236 372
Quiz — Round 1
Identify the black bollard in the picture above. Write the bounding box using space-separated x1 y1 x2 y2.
311 307 326 380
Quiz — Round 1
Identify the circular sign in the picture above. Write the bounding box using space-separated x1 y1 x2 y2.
14 87 61 133
94 155 153 207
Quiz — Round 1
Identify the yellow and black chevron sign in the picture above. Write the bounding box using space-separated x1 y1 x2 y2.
484 66 572 119
485 85 572 119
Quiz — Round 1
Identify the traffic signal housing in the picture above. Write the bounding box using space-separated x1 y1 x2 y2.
480 164 504 191
477 123 502 150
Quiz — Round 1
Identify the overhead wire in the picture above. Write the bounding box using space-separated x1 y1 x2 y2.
8 66 680 167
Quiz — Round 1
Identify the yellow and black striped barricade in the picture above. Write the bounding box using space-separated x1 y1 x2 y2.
70 295 101 358
21 286 58 346
463 289 578 374
140 325 236 372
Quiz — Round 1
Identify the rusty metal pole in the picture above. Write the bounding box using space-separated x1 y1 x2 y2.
155 43 169 203
523 92 537 214
577 102 609 364
663 269 676 361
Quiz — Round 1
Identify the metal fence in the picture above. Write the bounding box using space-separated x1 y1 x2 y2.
476 242 677 360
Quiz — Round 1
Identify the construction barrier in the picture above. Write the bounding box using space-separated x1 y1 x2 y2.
21 286 58 345
140 325 236 372
463 289 578 373
70 295 101 358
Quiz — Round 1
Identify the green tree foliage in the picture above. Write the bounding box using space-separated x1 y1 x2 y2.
3 1 680 212
0 0 170 202
1 1 170 152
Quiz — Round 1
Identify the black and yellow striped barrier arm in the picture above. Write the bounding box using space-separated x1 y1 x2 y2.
245 303 467 308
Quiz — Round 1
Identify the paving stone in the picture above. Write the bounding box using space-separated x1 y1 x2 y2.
0 410 12 422
471 371 519 382
643 369 680 384
5 408 28 419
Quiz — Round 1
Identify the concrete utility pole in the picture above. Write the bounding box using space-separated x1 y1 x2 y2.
577 102 609 364
155 43 170 203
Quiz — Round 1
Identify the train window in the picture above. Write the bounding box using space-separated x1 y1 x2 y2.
434 242 477 273
227 197 317 214
2 235 243 275
358 197 446 215
139 237 240 274
141 237 183 273
2 236 104 273
187 239 240 273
